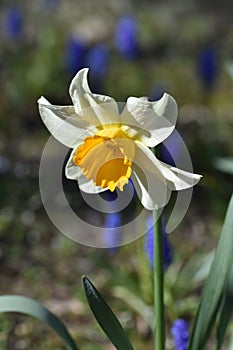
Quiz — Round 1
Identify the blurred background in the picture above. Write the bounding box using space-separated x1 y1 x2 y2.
0 0 233 349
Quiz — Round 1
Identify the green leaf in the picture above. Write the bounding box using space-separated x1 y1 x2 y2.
112 285 154 330
214 157 233 175
82 276 135 350
227 328 233 350
0 295 79 350
188 194 233 350
217 264 233 349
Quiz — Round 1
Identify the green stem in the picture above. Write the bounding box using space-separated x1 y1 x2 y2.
153 211 165 350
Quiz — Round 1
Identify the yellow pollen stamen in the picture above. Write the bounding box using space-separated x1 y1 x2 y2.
73 126 135 191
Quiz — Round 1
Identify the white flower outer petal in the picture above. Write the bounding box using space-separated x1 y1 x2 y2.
134 141 202 191
69 68 120 126
124 93 178 147
131 169 171 210
38 97 95 148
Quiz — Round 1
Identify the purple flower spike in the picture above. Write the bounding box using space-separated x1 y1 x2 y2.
103 212 122 253
198 46 218 89
115 16 139 60
161 131 181 167
4 6 23 40
86 44 109 80
171 319 189 350
66 37 86 76
144 216 173 270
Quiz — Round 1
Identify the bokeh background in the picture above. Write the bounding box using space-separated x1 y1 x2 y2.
0 0 233 349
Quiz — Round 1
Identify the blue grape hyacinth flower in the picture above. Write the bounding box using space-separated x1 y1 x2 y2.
103 212 122 253
115 16 139 60
198 47 218 89
66 37 86 76
171 319 189 350
144 216 172 269
161 131 181 167
86 44 109 80
4 6 23 40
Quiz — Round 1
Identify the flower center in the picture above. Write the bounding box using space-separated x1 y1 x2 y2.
73 127 135 191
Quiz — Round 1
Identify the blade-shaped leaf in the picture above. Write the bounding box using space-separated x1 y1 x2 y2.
217 264 233 349
82 276 134 350
188 194 233 350
227 328 233 350
214 157 233 175
0 295 79 350
112 285 154 330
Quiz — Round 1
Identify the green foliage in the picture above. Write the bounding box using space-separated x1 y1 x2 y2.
217 264 233 349
0 295 79 350
0 314 10 349
214 157 233 175
82 276 135 350
112 285 154 330
188 194 233 350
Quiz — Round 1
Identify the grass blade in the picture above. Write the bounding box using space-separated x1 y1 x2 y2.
217 264 233 349
227 328 233 350
188 194 233 350
214 157 233 175
112 285 154 330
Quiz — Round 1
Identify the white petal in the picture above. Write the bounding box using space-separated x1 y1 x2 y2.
85 92 120 125
135 141 202 191
38 96 95 148
151 93 177 125
124 93 178 147
156 162 202 190
79 177 108 193
65 148 81 180
65 148 107 193
131 170 171 210
69 68 120 126
69 68 91 113
132 141 171 210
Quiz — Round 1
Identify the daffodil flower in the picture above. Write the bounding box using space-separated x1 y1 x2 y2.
38 68 201 210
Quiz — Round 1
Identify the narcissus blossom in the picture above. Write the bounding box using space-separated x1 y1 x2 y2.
38 68 201 210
